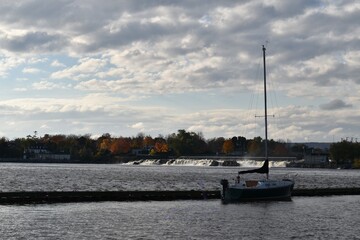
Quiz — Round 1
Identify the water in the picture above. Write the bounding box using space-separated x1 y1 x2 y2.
0 163 360 191
1 196 359 239
0 163 360 239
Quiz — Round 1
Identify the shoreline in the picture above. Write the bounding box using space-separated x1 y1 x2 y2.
0 157 348 169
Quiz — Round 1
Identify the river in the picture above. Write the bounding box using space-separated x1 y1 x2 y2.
0 163 359 239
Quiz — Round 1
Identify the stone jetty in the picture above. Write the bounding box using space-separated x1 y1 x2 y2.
0 188 360 204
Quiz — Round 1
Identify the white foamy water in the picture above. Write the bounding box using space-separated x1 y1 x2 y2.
126 158 290 167
167 159 218 166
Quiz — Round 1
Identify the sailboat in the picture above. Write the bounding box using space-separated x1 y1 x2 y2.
220 45 295 202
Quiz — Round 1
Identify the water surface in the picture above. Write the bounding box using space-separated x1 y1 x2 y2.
1 196 359 239
0 163 359 239
0 163 359 191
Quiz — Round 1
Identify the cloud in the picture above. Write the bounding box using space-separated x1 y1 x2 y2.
1 31 67 53
320 99 353 110
0 55 26 77
22 67 41 73
51 57 107 80
51 60 66 68
329 127 343 136
0 1 359 142
32 81 65 90
130 122 145 132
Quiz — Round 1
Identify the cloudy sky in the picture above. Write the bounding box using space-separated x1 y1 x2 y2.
0 0 359 142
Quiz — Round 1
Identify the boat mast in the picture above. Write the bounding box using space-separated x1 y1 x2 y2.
262 45 268 178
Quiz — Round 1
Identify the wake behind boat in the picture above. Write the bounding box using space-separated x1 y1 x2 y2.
220 46 295 202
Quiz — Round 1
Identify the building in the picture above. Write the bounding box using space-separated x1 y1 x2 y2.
24 147 71 161
303 153 329 168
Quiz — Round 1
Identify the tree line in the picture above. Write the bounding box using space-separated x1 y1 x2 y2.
0 129 358 167
329 140 360 168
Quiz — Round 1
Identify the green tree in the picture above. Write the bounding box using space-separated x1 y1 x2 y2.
330 140 360 166
207 137 225 154
167 130 207 156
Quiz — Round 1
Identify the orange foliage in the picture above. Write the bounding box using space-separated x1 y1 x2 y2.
99 138 111 150
50 135 66 144
154 142 169 153
144 136 155 147
222 140 234 154
110 138 131 154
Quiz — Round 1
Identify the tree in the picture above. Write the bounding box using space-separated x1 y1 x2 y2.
110 138 131 154
154 141 169 153
78 147 94 161
330 140 360 166
99 138 111 151
272 142 289 156
207 137 225 154
144 136 155 147
247 137 262 156
222 139 234 154
167 130 208 156
131 133 145 149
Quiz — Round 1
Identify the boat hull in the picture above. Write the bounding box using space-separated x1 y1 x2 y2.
221 180 294 203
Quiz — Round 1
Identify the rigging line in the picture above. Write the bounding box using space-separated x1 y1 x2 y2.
270 82 282 141
264 46 283 141
248 56 262 112
244 50 263 139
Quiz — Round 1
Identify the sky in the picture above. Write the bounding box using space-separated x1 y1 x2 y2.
0 0 359 142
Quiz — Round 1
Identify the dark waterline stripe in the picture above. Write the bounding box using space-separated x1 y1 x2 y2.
1 188 360 204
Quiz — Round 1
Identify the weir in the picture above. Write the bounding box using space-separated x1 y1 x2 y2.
1 188 360 204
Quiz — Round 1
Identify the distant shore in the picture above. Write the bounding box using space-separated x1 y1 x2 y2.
0 157 128 164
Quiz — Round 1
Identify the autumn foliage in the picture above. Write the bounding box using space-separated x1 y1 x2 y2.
154 141 169 153
110 138 131 154
222 140 234 154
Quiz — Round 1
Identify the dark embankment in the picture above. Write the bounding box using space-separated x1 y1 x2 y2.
0 190 220 204
1 188 360 204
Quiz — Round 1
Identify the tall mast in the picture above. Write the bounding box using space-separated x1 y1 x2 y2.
262 45 268 163
237 46 270 178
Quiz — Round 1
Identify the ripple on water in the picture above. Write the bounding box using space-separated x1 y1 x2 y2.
0 163 359 192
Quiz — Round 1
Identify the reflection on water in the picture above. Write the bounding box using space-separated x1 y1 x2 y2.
0 196 359 239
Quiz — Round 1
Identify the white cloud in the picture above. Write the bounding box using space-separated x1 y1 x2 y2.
51 57 107 80
22 67 41 73
28 57 48 64
32 80 65 90
0 55 26 77
51 60 66 67
329 127 343 136
130 122 145 132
